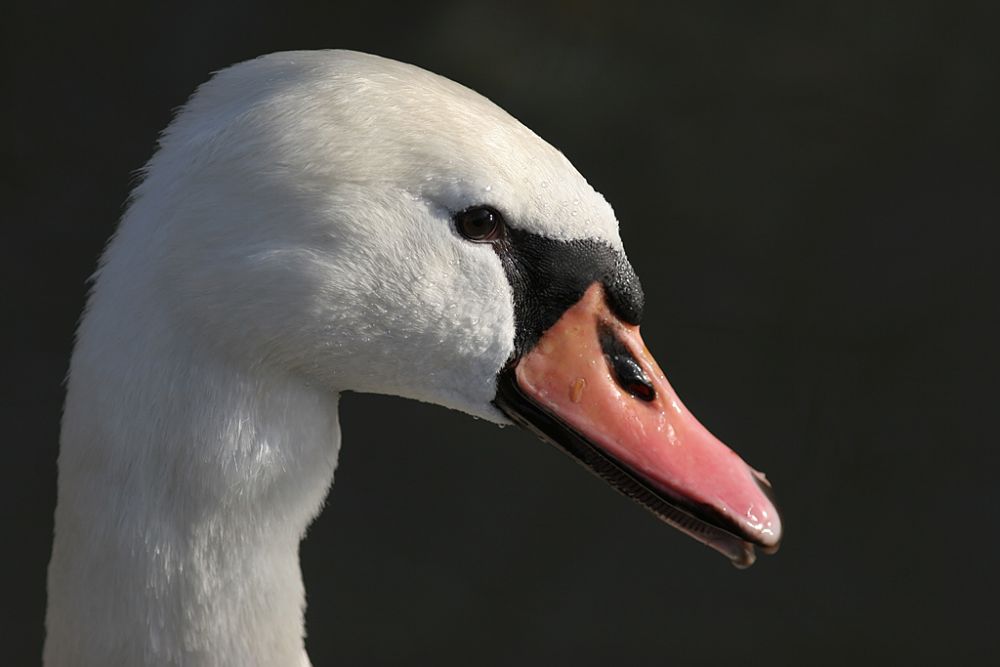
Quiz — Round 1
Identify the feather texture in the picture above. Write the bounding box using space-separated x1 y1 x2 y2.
46 50 629 666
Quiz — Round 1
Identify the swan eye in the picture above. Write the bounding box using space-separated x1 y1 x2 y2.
455 206 505 242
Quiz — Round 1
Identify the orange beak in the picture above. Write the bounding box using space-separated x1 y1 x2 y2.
495 284 782 567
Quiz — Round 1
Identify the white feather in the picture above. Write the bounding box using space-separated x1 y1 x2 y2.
46 50 627 666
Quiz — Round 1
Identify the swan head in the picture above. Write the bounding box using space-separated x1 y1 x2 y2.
121 50 781 565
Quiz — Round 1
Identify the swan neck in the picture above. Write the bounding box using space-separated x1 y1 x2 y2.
46 305 340 666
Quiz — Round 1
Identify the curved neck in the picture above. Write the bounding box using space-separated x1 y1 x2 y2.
45 298 340 666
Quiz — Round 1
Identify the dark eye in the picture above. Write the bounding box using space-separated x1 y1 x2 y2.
454 206 505 242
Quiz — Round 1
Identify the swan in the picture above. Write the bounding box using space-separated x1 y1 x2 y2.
46 50 782 666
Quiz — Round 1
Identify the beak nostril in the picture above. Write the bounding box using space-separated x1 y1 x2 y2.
612 358 655 402
598 323 656 402
626 380 656 402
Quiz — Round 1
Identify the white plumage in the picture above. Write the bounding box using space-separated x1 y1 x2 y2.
46 50 627 666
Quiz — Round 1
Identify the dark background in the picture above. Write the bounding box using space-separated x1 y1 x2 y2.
4 1 998 664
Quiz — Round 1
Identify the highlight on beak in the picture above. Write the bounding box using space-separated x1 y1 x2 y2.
495 284 782 568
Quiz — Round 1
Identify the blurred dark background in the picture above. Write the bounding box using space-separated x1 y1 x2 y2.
4 1 998 664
